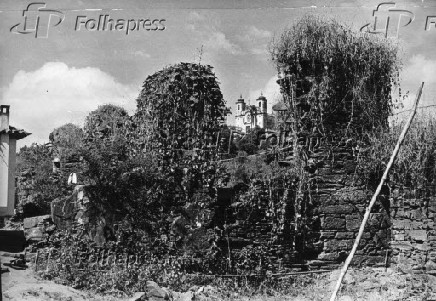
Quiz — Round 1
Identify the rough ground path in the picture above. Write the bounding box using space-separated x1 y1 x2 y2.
1 253 121 301
2 250 436 301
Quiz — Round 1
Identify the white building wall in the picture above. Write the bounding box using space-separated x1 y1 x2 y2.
256 113 265 129
7 139 17 215
0 132 10 215
234 96 269 133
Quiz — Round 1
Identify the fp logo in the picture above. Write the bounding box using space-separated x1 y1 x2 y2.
10 3 64 38
360 2 414 38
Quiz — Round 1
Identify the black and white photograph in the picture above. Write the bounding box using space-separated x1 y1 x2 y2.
1 0 436 300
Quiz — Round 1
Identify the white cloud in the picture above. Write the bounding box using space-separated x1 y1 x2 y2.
237 26 272 56
133 50 151 58
239 26 272 42
2 62 138 146
396 55 436 112
186 11 243 55
205 31 242 55
402 55 436 87
390 55 436 123
248 76 281 112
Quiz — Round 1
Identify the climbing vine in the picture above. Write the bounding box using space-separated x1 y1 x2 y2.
270 15 402 141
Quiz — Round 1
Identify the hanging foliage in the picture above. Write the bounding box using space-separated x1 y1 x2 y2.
270 15 402 139
134 62 227 166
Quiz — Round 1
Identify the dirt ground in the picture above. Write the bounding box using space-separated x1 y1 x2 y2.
2 251 436 301
1 253 121 301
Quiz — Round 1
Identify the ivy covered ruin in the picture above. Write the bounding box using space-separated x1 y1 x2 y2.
10 15 436 297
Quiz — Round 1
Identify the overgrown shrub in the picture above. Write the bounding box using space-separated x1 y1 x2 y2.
270 15 402 139
134 62 227 159
16 144 57 216
16 124 84 217
234 128 265 155
357 118 436 189
50 123 84 161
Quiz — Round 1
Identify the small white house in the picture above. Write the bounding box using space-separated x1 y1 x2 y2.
0 105 30 216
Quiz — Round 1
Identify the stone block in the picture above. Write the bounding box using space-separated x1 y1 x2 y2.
335 188 367 204
324 239 354 252
415 243 431 251
361 232 371 240
345 217 361 231
320 205 354 215
392 219 411 230
129 292 147 301
25 227 45 242
391 241 413 251
426 260 436 272
335 232 354 239
394 234 405 241
318 252 339 261
23 215 51 229
411 221 426 230
409 230 427 242
364 256 385 266
173 291 194 301
146 281 170 300
322 217 346 230
320 231 336 239
410 208 425 220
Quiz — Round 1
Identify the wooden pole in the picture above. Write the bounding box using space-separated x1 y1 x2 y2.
329 82 424 301
0 256 3 301
228 130 233 154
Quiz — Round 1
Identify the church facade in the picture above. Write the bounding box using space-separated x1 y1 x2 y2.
234 94 269 133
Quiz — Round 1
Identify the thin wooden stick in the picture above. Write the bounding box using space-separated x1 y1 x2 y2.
34 249 40 271
329 82 424 301
184 269 331 278
0 256 3 301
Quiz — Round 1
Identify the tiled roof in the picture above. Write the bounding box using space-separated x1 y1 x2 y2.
272 101 288 111
0 126 31 140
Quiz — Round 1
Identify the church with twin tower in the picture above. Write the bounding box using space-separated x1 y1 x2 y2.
234 94 268 133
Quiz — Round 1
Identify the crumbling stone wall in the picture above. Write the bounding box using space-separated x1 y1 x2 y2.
51 185 89 230
214 145 392 272
390 186 436 273
15 142 85 216
16 169 37 213
306 145 391 269
222 183 297 271
219 143 393 272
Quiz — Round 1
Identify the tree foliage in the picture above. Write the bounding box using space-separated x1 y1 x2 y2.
357 118 436 189
270 15 402 138
135 62 227 163
16 124 84 217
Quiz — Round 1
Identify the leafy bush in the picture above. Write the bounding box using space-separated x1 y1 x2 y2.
16 124 84 217
16 144 58 216
234 128 265 155
270 15 402 138
357 118 436 189
135 62 227 159
50 123 84 161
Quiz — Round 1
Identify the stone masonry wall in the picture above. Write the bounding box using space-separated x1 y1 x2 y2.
303 144 391 269
390 187 436 274
16 143 85 216
218 143 392 271
228 187 297 271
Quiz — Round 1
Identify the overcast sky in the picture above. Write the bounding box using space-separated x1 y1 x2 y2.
1 0 435 146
